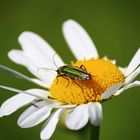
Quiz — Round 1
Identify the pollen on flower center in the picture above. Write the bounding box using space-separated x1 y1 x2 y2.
50 58 125 105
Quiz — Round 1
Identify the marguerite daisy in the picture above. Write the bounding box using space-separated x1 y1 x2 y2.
0 20 140 140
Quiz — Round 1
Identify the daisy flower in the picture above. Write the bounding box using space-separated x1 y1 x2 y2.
0 20 140 140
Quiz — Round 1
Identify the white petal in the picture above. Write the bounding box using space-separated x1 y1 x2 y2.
119 66 127 74
88 102 102 126
63 20 98 60
113 88 124 96
0 85 49 100
101 83 123 100
48 104 76 109
114 80 140 96
125 81 140 89
103 56 116 64
0 89 47 117
65 104 89 130
8 50 27 65
41 99 76 109
18 32 64 68
0 64 49 88
125 66 140 84
18 101 52 128
8 50 56 86
40 109 64 140
111 59 116 64
31 78 51 88
125 48 140 76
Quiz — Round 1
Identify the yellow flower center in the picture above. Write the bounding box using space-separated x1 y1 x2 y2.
50 58 124 105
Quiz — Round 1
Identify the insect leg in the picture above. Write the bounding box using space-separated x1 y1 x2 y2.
56 76 59 84
56 74 63 84
80 64 87 71
61 75 70 87
72 80 88 103
56 74 70 87
72 80 84 93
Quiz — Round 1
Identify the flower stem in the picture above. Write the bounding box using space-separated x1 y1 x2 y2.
90 124 100 140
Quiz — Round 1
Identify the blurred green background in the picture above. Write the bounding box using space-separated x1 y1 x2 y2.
0 0 140 140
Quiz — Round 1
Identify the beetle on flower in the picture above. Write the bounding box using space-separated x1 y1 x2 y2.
0 20 140 140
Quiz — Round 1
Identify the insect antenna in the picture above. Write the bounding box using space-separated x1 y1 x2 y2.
37 67 57 73
37 53 61 73
52 53 59 69
0 85 46 100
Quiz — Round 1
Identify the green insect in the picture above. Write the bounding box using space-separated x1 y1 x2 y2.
56 65 92 81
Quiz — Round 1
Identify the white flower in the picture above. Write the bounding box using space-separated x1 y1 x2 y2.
0 20 140 140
